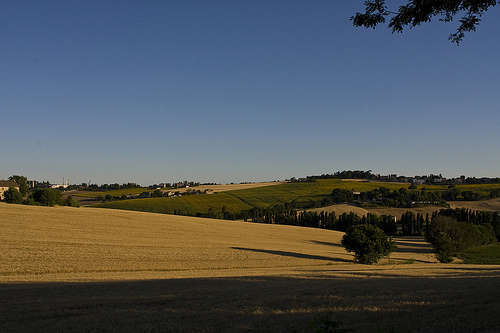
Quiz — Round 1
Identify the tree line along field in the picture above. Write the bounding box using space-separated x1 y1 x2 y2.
94 179 500 217
69 182 283 201
307 204 444 219
2 202 500 332
69 187 149 199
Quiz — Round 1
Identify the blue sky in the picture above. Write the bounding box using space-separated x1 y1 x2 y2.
1 1 499 185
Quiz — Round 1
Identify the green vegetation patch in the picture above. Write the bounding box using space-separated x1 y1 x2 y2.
97 192 253 215
95 180 409 215
458 243 500 264
72 188 148 198
94 179 500 218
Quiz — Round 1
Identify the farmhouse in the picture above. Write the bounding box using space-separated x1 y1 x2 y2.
0 180 19 200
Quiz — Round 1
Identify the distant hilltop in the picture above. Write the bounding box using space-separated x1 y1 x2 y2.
287 170 500 186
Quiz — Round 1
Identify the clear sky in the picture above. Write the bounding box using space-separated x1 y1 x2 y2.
1 1 499 185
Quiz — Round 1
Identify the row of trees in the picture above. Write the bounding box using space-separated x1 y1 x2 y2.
332 187 498 208
99 188 208 202
73 183 141 192
3 187 78 207
433 208 500 241
290 170 500 185
244 209 400 235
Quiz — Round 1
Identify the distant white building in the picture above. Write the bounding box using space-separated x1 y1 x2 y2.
51 178 70 189
50 184 70 189
411 178 425 185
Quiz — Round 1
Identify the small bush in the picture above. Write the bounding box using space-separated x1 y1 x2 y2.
4 187 23 204
152 189 163 198
331 189 354 203
341 224 396 264
64 196 80 207
33 188 63 206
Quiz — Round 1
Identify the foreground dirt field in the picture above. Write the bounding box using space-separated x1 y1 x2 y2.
0 203 449 282
1 203 500 332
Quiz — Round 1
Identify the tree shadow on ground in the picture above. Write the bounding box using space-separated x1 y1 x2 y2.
393 246 434 254
231 247 352 263
395 236 429 243
308 240 343 248
395 241 433 248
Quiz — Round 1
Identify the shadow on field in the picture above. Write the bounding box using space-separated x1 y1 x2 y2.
396 236 432 244
308 240 344 248
395 241 434 248
393 246 434 254
1 269 500 333
231 247 352 263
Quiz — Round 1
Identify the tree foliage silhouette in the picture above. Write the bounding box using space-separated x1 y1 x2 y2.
352 0 498 44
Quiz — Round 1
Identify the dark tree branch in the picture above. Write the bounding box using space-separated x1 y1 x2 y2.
351 0 498 44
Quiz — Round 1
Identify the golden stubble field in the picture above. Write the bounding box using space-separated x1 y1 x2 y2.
1 203 500 332
167 181 284 194
307 204 443 219
0 202 450 282
449 198 500 212
3 202 500 282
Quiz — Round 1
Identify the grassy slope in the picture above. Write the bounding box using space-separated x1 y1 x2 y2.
459 243 500 264
449 198 500 212
71 187 148 198
95 180 500 215
95 179 409 214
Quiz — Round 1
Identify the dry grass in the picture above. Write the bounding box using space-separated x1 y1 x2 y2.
308 204 443 219
168 181 283 194
2 203 500 332
307 204 370 216
448 198 500 212
366 206 443 218
3 203 498 283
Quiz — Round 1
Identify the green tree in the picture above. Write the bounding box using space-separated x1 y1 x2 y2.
352 0 497 44
4 187 23 204
64 195 80 207
426 215 496 262
331 189 354 203
152 189 163 198
341 224 396 264
8 175 28 196
33 188 63 206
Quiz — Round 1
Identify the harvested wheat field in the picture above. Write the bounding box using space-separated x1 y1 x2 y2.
1 203 500 332
308 204 443 219
169 181 283 194
449 198 500 212
0 202 446 282
307 204 370 216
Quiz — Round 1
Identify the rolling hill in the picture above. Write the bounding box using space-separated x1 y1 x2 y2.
94 179 500 217
2 203 500 332
0 202 445 283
